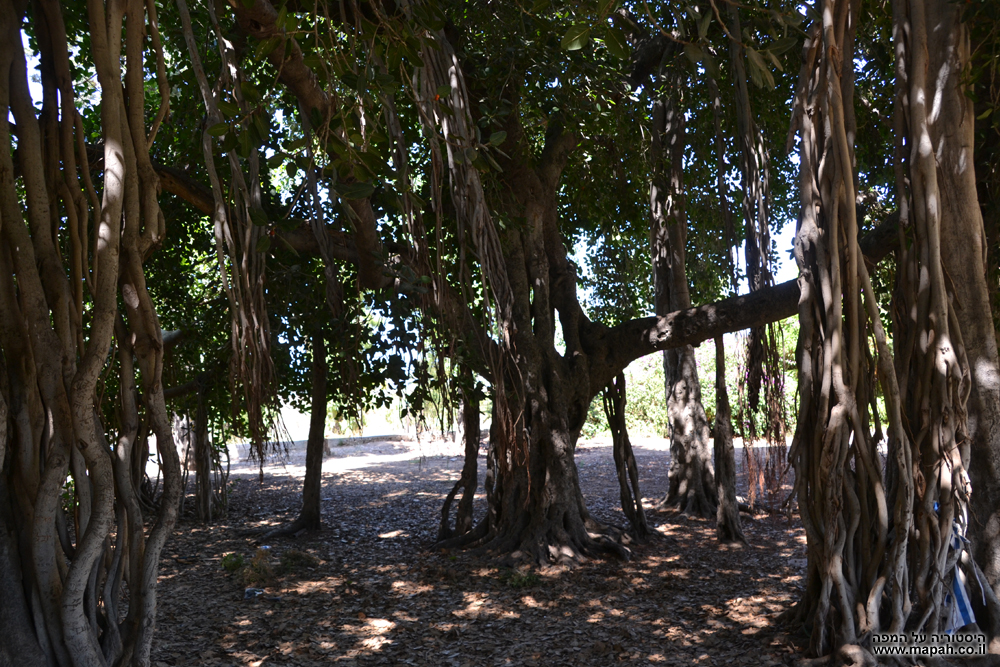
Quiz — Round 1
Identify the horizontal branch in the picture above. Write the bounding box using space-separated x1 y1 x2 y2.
162 329 189 350
587 213 900 396
157 165 213 215
164 378 199 400
152 154 899 399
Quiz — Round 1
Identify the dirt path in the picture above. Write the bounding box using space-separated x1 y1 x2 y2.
152 438 807 666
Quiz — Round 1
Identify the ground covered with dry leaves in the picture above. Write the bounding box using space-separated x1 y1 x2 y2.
152 437 809 666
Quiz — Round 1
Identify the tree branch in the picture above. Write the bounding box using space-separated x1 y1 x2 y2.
156 164 213 215
538 119 578 191
587 214 900 396
226 0 386 289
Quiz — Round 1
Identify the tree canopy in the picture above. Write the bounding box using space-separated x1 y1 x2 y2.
3 0 1000 664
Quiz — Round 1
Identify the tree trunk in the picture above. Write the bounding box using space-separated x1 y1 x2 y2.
438 387 480 541
267 329 327 538
787 0 995 657
603 373 649 538
0 0 182 662
649 69 716 518
299 330 328 531
926 15 1000 604
713 337 745 544
0 452 47 667
195 385 212 523
918 0 1000 636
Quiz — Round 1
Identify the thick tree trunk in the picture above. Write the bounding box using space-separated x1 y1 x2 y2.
662 346 717 516
650 70 716 517
0 0 181 662
925 7 1000 600
713 337 745 544
476 374 628 564
787 0 995 657
0 455 47 667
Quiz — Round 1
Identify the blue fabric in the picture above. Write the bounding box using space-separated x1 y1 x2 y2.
945 520 976 633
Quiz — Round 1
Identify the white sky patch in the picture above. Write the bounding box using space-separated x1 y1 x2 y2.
23 32 43 108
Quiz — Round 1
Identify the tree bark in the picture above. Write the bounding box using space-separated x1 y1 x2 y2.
925 3 1000 600
267 329 328 538
300 330 328 531
194 384 212 523
603 373 649 538
713 336 745 544
649 72 716 517
0 458 47 667
438 388 480 541
0 0 181 662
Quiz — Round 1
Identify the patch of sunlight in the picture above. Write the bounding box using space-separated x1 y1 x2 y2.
391 580 434 596
378 530 406 539
292 579 339 594
520 595 543 608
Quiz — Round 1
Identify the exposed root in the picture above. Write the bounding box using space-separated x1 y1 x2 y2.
657 490 717 519
261 515 317 540
438 511 632 566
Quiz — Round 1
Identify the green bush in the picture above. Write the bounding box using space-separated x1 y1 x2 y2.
498 568 540 588
280 549 320 574
240 548 277 587
221 552 245 573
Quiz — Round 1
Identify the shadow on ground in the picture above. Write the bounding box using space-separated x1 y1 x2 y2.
153 442 807 667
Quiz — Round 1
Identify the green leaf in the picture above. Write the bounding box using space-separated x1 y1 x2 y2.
286 163 298 178
489 130 507 146
249 209 268 226
605 26 630 60
764 49 784 72
207 122 229 137
267 153 284 169
436 85 452 98
704 52 721 80
253 114 269 141
240 81 260 104
337 181 375 200
241 0 254 8
977 108 993 120
769 36 799 56
255 36 280 59
698 12 712 39
218 100 239 118
746 47 775 89
683 43 705 65
341 72 360 91
464 147 480 164
485 151 503 173
287 137 308 151
237 130 251 158
255 235 271 253
598 0 616 16
530 0 549 12
302 54 324 70
561 24 591 51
